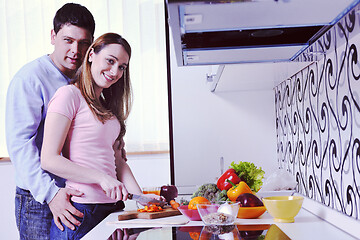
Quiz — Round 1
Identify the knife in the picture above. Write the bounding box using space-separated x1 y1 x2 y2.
127 193 166 207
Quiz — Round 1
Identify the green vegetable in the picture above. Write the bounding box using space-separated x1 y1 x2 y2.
230 161 265 192
191 183 229 203
216 190 228 202
179 198 189 205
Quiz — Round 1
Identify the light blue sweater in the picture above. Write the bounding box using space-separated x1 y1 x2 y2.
6 55 70 204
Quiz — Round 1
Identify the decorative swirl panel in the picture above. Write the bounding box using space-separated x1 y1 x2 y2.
275 6 360 220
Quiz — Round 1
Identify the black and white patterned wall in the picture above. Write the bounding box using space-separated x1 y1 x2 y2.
275 5 360 220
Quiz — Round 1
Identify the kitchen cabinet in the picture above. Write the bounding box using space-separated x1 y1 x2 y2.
207 61 311 92
166 0 359 65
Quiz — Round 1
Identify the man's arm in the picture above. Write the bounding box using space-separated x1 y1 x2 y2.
5 76 59 203
6 76 83 231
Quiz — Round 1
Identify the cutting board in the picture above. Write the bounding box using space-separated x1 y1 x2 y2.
118 207 181 221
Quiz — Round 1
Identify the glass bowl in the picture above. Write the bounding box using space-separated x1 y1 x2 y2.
197 201 240 225
142 186 161 195
177 205 202 221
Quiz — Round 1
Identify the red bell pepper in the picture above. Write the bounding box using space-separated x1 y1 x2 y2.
217 168 241 191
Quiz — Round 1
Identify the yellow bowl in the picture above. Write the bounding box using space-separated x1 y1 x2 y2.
262 196 304 223
237 206 266 219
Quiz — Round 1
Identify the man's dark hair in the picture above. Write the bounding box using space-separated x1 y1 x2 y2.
53 3 95 36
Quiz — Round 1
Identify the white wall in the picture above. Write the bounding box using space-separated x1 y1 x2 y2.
127 154 171 188
169 38 279 194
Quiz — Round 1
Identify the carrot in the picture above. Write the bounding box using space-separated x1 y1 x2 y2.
137 204 164 212
170 200 180 210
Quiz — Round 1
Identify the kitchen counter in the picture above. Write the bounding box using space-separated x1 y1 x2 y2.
82 198 359 240
0 157 10 162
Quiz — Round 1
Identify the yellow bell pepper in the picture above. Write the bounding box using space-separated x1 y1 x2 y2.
226 180 253 202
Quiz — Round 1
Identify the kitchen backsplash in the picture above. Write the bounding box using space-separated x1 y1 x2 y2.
275 5 360 220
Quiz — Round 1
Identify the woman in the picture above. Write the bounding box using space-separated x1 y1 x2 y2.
41 33 160 239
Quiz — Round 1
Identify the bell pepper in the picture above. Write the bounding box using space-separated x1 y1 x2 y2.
217 168 241 191
226 179 253 202
189 232 200 240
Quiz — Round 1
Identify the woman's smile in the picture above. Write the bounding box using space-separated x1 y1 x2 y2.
103 72 115 82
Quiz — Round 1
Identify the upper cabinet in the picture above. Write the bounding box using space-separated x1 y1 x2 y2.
166 0 359 66
206 61 311 92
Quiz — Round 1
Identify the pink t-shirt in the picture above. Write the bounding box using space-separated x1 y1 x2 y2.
47 85 120 203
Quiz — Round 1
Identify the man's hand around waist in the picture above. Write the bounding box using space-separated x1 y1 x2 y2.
48 188 84 231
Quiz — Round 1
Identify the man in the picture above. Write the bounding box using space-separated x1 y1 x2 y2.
5 3 95 239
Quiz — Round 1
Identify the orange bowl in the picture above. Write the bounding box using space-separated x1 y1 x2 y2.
237 206 266 219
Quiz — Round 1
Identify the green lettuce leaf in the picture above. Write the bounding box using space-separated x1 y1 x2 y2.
230 161 265 192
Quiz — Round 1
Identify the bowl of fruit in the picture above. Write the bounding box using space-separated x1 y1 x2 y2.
236 193 266 219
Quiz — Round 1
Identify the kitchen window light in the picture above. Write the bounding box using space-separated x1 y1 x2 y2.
0 0 170 157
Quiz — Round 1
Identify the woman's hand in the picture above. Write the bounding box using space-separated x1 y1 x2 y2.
99 174 129 201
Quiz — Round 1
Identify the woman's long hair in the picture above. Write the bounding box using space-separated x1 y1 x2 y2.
73 32 132 140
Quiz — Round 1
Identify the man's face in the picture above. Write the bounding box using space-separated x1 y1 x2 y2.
50 24 92 78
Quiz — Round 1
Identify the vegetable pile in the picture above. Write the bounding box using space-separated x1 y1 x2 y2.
187 161 265 205
155 162 265 214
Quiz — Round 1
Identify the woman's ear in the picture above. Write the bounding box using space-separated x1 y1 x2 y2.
88 48 94 62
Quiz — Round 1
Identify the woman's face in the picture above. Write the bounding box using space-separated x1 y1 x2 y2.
88 43 129 97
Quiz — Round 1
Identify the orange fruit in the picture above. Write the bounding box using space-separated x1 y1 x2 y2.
188 196 210 210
